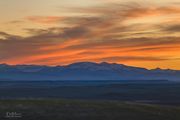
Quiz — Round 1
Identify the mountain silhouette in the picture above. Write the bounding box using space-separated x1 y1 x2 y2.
0 62 180 81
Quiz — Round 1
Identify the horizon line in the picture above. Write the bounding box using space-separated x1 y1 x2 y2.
0 61 179 71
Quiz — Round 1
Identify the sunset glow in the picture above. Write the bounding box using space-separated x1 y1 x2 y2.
0 0 180 69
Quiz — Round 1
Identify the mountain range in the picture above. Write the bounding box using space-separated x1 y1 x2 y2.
0 62 180 81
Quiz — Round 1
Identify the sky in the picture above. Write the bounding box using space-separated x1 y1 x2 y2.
0 0 180 69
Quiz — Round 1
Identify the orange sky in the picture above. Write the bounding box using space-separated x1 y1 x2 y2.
0 0 180 69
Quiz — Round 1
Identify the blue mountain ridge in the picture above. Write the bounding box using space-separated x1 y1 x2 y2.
0 62 180 81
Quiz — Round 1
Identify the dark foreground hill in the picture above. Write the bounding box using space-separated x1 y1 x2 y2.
0 62 180 81
0 100 180 120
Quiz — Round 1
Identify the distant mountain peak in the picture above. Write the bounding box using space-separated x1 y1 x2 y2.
68 62 97 66
100 62 111 65
0 62 179 81
0 63 9 67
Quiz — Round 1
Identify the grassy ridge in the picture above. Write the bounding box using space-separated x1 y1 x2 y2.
0 100 180 120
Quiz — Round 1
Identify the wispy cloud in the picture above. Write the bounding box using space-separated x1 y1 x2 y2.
0 2 180 69
26 16 64 24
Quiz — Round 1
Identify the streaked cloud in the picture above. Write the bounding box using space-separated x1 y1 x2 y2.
163 24 180 32
99 56 169 62
0 2 180 69
26 16 64 24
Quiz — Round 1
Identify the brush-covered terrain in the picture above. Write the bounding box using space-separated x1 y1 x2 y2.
0 100 180 120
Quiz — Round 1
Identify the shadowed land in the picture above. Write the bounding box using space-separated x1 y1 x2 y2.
0 99 180 120
0 81 180 119
0 81 180 105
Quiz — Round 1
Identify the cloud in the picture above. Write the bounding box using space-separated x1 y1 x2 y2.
123 6 180 18
99 56 169 62
62 37 180 51
163 24 180 32
26 16 64 24
0 2 180 68
0 32 22 40
8 20 24 24
1 29 179 65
